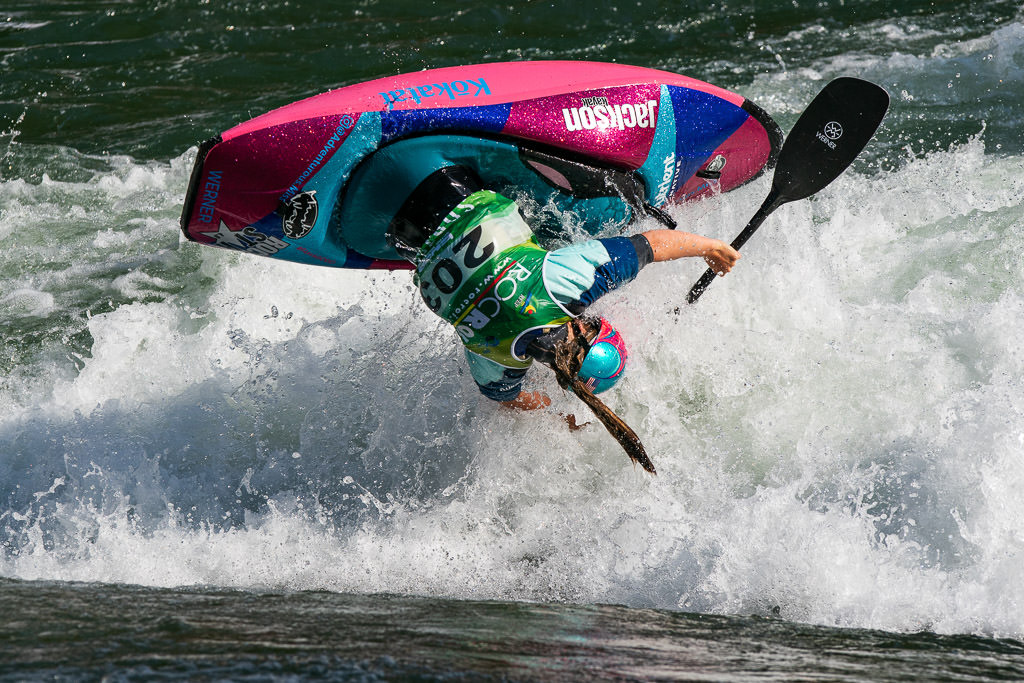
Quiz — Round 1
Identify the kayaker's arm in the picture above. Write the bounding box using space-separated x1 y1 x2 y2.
501 390 551 411
641 229 740 275
502 390 588 431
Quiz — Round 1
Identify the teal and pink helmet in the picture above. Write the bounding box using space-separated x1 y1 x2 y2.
578 317 628 394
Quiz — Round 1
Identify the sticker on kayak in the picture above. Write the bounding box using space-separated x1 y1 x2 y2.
281 191 318 240
198 221 289 257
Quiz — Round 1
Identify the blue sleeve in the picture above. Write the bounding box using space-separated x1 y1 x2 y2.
545 235 648 313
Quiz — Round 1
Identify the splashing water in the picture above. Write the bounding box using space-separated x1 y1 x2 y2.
2 0 1024 645
2 130 1022 638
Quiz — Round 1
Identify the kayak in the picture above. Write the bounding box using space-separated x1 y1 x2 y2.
180 61 782 270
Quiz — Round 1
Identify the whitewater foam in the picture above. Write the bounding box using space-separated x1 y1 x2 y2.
1 126 1023 641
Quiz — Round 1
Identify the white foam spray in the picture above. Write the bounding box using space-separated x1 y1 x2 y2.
3 26 1024 639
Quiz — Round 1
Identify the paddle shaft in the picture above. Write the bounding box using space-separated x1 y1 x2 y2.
685 188 783 304
684 78 889 305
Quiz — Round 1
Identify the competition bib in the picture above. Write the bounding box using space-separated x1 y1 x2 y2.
415 191 570 367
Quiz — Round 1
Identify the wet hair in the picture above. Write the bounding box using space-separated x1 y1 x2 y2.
528 317 654 474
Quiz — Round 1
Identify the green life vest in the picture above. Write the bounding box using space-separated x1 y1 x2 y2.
414 191 572 369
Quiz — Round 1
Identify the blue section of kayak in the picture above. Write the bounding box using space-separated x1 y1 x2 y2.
380 104 512 144
334 135 636 260
668 85 751 187
637 86 680 206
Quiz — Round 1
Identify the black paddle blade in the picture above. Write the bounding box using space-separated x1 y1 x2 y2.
686 77 889 304
772 77 890 203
